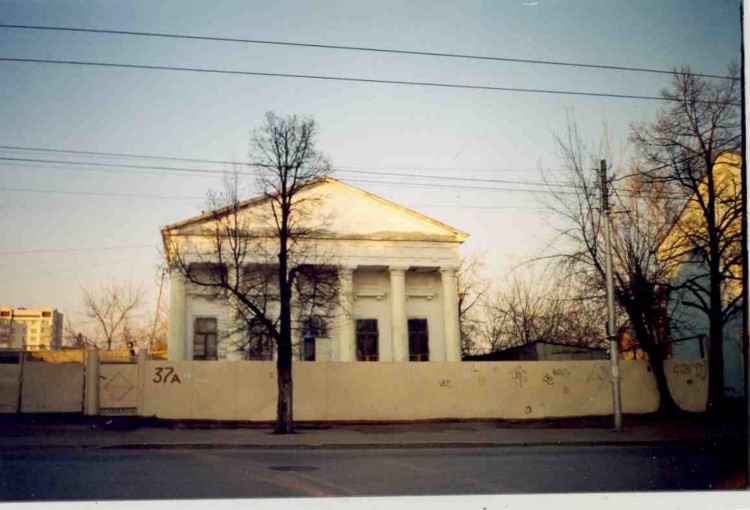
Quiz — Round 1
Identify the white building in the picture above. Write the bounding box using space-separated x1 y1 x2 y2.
0 307 63 350
0 319 26 349
162 177 468 362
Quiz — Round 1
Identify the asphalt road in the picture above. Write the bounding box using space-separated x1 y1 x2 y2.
0 442 743 500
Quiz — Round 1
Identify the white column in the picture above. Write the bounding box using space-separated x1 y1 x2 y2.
390 267 409 362
335 267 355 361
167 269 187 361
441 268 461 362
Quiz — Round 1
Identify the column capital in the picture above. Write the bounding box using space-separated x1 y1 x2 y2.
168 267 187 281
389 265 409 273
338 265 355 275
440 267 459 275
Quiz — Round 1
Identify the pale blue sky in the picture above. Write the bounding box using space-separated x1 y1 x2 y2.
0 0 741 326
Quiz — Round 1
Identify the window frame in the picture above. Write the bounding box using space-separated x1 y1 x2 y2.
193 316 218 361
408 318 429 362
303 336 316 361
355 318 379 362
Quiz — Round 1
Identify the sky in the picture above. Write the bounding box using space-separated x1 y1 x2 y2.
0 0 742 329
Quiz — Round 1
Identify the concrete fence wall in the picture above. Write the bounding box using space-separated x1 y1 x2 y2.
20 363 84 413
139 359 707 421
99 364 138 412
0 364 21 413
0 357 707 420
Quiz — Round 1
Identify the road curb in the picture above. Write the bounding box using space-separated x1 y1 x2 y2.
38 435 738 450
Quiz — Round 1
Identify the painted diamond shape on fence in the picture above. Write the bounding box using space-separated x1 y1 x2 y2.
103 372 134 402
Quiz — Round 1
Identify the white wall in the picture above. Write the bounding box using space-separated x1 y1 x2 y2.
4 358 707 419
139 359 707 422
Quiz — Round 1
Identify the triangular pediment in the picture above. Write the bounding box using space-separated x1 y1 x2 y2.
163 177 468 243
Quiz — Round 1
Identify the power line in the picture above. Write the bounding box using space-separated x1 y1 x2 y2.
1 57 738 106
0 181 563 199
334 177 681 199
0 149 706 198
342 177 576 194
0 155 580 190
0 186 203 200
0 156 233 176
407 204 545 210
0 244 155 255
0 144 237 166
0 155 607 195
0 160 221 179
0 145 568 173
0 24 737 82
0 156 683 199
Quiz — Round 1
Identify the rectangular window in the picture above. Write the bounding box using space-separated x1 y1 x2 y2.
246 323 274 360
408 319 429 362
193 318 218 361
356 319 379 361
303 337 316 361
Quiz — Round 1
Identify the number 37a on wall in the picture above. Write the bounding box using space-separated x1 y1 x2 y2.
152 366 182 384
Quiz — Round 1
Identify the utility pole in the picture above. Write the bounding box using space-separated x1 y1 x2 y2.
601 159 623 432
149 267 166 352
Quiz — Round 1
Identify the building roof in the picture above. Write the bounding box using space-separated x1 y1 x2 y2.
161 176 469 256
464 340 606 361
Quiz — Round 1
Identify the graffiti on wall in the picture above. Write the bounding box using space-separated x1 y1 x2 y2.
510 366 528 388
672 362 707 380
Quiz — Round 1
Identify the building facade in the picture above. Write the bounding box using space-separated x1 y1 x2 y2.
0 319 26 349
162 177 468 362
660 153 744 398
0 307 63 350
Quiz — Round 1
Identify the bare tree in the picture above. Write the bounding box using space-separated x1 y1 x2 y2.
543 117 681 413
166 112 335 434
480 268 604 353
630 66 742 412
63 320 95 349
457 255 490 357
82 282 144 350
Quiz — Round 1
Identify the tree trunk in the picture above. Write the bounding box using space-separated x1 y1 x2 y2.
645 344 680 415
274 203 295 434
630 317 680 415
274 346 294 434
706 274 725 415
705 167 726 415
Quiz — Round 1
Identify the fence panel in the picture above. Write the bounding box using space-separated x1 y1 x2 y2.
99 363 138 415
20 363 84 413
0 364 21 413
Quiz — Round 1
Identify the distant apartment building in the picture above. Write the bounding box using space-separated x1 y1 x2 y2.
0 307 63 350
0 319 26 349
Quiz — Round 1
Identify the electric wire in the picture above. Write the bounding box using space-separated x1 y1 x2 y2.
0 57 738 106
0 24 737 81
